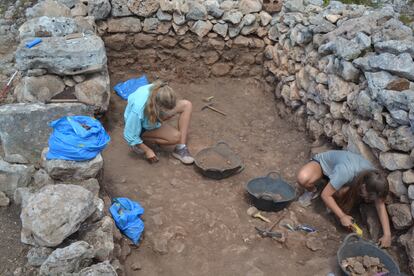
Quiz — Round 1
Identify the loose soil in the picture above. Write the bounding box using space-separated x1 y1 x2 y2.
103 70 347 276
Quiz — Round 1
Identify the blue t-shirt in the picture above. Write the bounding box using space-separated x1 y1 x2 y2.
123 84 161 146
313 150 375 190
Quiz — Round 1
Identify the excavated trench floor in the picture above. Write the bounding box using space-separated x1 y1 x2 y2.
102 67 351 276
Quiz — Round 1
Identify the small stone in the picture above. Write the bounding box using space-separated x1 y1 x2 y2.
386 78 410 91
71 3 88 17
73 75 86 83
325 14 340 24
27 246 53 267
190 20 213 38
211 63 231 76
213 23 228 38
305 236 323 251
387 126 414 152
222 10 243 24
33 169 54 188
4 154 29 164
127 0 159 17
0 191 10 207
88 0 111 20
408 185 414 200
143 18 160 34
403 170 414 184
107 17 142 33
186 1 207 20
239 0 262 14
63 76 76 87
131 262 142 271
362 129 390 152
173 12 186 25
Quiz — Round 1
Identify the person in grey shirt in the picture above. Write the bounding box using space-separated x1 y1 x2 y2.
297 150 391 248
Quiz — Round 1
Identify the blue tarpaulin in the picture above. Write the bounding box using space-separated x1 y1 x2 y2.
110 197 145 244
46 116 110 161
114 75 149 100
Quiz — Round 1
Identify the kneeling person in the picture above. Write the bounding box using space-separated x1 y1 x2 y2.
297 150 391 248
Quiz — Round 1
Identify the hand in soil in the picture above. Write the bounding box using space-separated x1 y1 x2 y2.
340 215 353 228
378 235 391 248
145 149 159 163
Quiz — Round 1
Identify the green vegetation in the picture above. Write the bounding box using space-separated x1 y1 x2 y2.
399 14 414 25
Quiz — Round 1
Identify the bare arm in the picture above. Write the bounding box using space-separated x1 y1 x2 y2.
321 183 353 228
375 198 391 247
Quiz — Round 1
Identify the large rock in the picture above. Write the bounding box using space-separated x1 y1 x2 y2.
127 0 159 17
379 152 414 170
74 71 110 112
39 241 94 275
0 160 35 198
399 227 414 275
386 126 414 152
359 203 381 241
19 16 94 40
14 75 65 103
0 103 93 163
26 0 71 18
387 171 407 199
41 149 104 181
362 129 390 152
239 0 262 14
79 261 117 275
107 17 141 33
191 20 213 38
79 216 114 261
88 0 111 20
344 125 378 167
375 40 414 58
327 74 355 101
368 53 414 81
387 203 413 230
186 1 207 20
16 35 107 76
111 0 133 16
21 184 96 247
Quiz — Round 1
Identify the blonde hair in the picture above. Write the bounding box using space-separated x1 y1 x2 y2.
145 81 177 124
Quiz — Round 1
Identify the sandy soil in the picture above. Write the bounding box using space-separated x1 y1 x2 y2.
102 72 348 276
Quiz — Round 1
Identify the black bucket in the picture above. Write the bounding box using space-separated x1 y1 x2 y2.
337 234 400 275
246 172 296 212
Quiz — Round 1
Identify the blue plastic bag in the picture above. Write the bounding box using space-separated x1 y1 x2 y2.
109 198 144 244
46 116 111 161
114 75 149 100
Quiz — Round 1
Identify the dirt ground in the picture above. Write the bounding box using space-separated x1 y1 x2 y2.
103 71 351 276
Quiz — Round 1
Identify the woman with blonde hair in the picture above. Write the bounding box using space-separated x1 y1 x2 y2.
123 80 194 164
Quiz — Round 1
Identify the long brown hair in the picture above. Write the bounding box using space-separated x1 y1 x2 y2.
336 170 389 213
145 81 177 124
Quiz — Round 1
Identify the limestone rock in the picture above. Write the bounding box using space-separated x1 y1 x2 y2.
0 103 93 163
345 125 378 167
27 247 53 267
26 0 71 19
191 20 213 38
111 0 132 17
379 152 414 170
4 154 29 164
14 75 65 103
290 24 312 46
387 203 413 230
19 16 93 40
33 169 54 189
74 71 110 112
239 0 262 14
369 53 414 81
268 25 279 42
88 0 111 20
79 261 117 275
128 0 159 16
16 35 107 76
335 59 360 83
375 40 414 58
79 216 114 261
41 148 104 181
39 241 94 275
143 17 160 33
327 74 355 101
223 10 243 24
213 23 228 37
259 11 271 26
386 126 414 152
21 185 96 247
360 203 381 240
156 9 172 21
403 170 414 185
107 17 141 33
186 1 207 20
0 160 35 198
362 129 390 152
387 171 407 198
285 0 304 12
399 227 414 275
0 191 10 207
